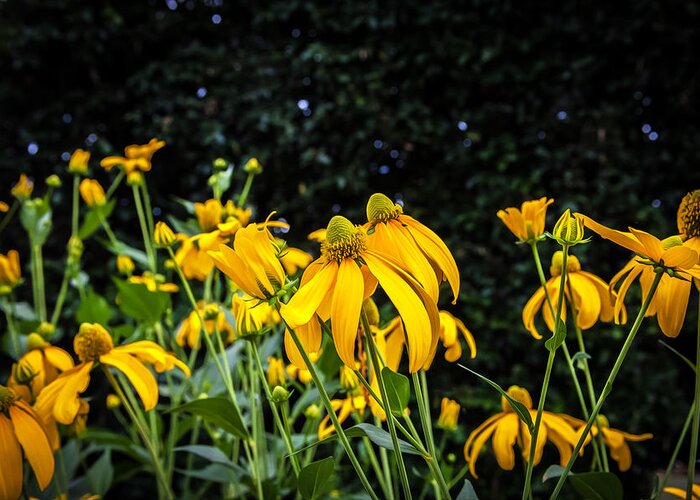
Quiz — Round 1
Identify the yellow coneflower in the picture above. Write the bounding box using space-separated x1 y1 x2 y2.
195 199 223 232
232 293 277 338
282 215 439 373
497 197 554 243
0 385 55 500
174 235 216 281
436 310 477 363
437 398 460 431
581 214 700 337
267 356 286 387
364 193 460 303
34 323 189 425
79 179 106 207
101 139 165 173
0 250 21 294
522 251 625 339
153 221 177 248
318 393 367 440
463 385 582 478
68 149 90 175
116 255 135 276
128 272 179 293
280 246 314 275
11 174 34 200
307 228 327 243
175 302 234 349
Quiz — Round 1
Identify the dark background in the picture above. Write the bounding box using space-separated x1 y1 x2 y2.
1 0 700 497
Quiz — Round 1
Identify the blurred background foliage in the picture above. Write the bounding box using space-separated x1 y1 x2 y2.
1 0 700 496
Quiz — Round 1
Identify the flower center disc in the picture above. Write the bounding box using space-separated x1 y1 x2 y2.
74 323 114 362
0 386 17 413
322 216 367 262
678 190 700 239
366 193 402 223
550 251 582 277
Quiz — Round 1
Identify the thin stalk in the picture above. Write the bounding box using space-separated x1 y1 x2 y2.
71 175 80 237
522 245 570 500
419 370 438 460
237 173 255 207
0 200 19 234
33 244 47 322
2 297 21 358
105 169 125 199
363 435 393 500
653 401 695 499
687 297 700 497
447 463 469 489
132 184 157 272
140 181 156 244
373 416 395 500
50 271 70 326
550 270 663 499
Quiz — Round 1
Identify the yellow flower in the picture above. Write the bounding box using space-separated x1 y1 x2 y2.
116 255 135 276
364 193 460 303
437 398 460 431
522 251 625 339
552 209 587 246
195 199 223 232
11 174 34 200
664 484 700 499
154 221 177 247
176 302 234 349
0 201 9 212
497 197 554 243
0 385 55 500
0 250 21 293
581 214 700 337
106 394 121 409
282 215 439 373
307 228 327 243
339 365 360 390
128 272 179 293
286 362 313 384
125 138 166 162
101 139 165 173
436 310 477 363
174 235 217 281
79 178 106 207
562 414 652 472
68 149 90 175
208 217 287 300
69 398 90 437
267 356 286 387
280 246 314 275
318 394 367 440
35 323 189 425
463 385 582 478
232 294 271 338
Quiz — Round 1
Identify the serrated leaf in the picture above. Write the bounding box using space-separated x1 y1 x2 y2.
545 319 567 352
455 479 479 500
569 472 623 500
298 457 334 499
167 397 249 440
381 367 410 417
458 364 533 431
113 278 169 324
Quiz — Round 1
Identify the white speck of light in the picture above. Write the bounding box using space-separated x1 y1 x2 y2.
302 108 312 117
197 87 207 98
641 124 651 134
291 28 301 38
651 199 661 208
396 199 405 207
373 139 383 149
556 111 568 121
86 133 97 145
212 14 222 24
153 207 162 216
457 121 468 131
166 0 177 10
61 152 71 161
62 113 72 124
297 99 309 111
648 131 659 141
379 165 390 175
390 149 399 159
27 143 39 155
332 204 341 214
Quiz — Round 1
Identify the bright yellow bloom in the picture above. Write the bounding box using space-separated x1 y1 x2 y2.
307 228 327 243
231 293 277 338
79 178 106 207
195 199 223 232
318 394 367 440
664 484 700 499
280 246 313 275
364 193 460 303
176 302 234 349
523 251 625 339
437 398 460 431
0 250 21 293
116 255 135 276
154 221 177 247
282 215 439 373
339 365 360 390
174 234 217 281
209 217 287 300
552 209 586 246
286 359 314 385
11 174 34 200
581 214 700 337
0 201 8 212
101 138 165 173
35 323 189 425
497 197 554 243
0 385 55 500
68 149 90 174
128 272 179 293
463 385 582 478
267 356 286 387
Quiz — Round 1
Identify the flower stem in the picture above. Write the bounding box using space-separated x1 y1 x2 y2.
71 175 80 238
549 270 663 499
0 200 18 234
237 173 255 207
132 184 157 272
687 297 700 497
32 244 47 322
105 170 125 199
1 297 21 358
653 400 694 499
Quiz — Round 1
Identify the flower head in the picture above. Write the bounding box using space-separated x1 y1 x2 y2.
678 190 700 240
244 157 263 175
0 250 21 294
267 356 286 387
437 398 460 431
0 385 55 500
116 255 135 276
176 302 234 349
154 221 177 248
552 209 587 246
128 272 179 293
11 174 34 200
101 139 165 173
68 149 90 175
497 197 554 243
195 199 223 232
79 179 106 207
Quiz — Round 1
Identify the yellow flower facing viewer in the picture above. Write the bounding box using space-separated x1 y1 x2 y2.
0 385 55 500
281 215 440 373
79 178 106 207
364 193 460 303
497 197 554 243
0 250 21 293
523 251 625 339
68 148 90 175
11 174 34 200
437 398 460 431
34 323 189 425
175 302 234 349
463 385 582 478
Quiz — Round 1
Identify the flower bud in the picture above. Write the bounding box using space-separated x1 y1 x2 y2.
243 157 263 175
117 255 135 276
11 174 34 200
37 322 55 339
79 179 106 207
271 385 291 403
106 394 121 409
12 361 37 386
68 149 90 175
68 236 84 259
362 298 380 327
339 365 359 390
213 158 228 171
46 174 62 188
154 221 177 247
126 171 143 186
552 209 586 245
267 356 286 387
304 404 321 419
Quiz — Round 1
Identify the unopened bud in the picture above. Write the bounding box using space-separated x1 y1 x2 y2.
271 385 291 403
243 157 263 175
304 404 321 419
126 171 143 186
46 175 62 188
552 209 586 245
213 158 228 171
154 221 177 248
37 322 55 339
68 236 84 258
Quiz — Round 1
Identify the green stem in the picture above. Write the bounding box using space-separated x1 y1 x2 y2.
687 297 700 497
447 463 469 489
71 175 80 238
32 244 47 322
132 184 157 272
50 272 70 326
0 200 19 234
106 169 125 199
550 270 663 499
140 182 156 245
652 401 695 499
237 173 255 207
2 297 21 359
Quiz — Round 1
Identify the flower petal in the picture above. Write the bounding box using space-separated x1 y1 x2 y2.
51 362 93 425
100 351 159 411
628 228 664 261
568 273 601 330
464 414 502 479
655 277 691 338
0 413 22 500
492 413 519 471
522 285 547 339
282 261 338 327
331 259 365 369
284 319 322 368
579 215 646 256
663 244 699 269
9 402 54 490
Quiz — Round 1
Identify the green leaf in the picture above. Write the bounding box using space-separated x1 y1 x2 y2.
569 472 623 500
167 397 250 440
78 199 116 239
174 445 235 468
545 319 567 352
659 340 696 373
297 457 334 499
381 366 410 417
20 198 52 245
457 364 534 432
455 479 479 500
86 450 113 496
76 291 113 326
571 351 591 370
175 463 240 483
113 278 169 324
542 464 566 482
0 301 37 321
102 240 149 267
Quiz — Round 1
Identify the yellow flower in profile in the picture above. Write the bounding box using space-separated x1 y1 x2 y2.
154 221 177 247
11 174 34 200
318 393 367 440
437 398 460 431
35 324 189 426
101 138 165 173
280 246 314 275
364 193 460 303
581 214 700 337
0 201 9 212
522 251 625 339
267 356 286 387
79 178 106 207
209 217 287 300
463 385 582 478
68 149 90 175
497 197 554 243
551 209 586 246
0 250 21 293
176 302 234 349
128 272 179 293
116 255 135 276
0 385 55 500
307 228 327 243
664 484 700 499
282 215 439 373
232 294 275 338
436 310 477 363
562 414 652 472
195 199 223 232
125 138 166 162
174 235 216 281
